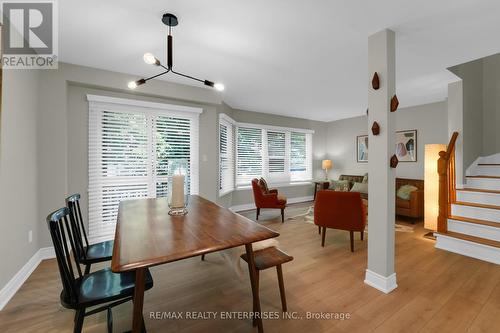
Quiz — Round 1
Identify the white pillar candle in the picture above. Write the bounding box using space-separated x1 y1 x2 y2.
171 174 185 208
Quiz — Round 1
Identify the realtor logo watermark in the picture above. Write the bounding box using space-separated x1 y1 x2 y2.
1 0 58 68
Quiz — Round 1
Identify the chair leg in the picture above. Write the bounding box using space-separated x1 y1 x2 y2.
318 226 321 235
252 270 260 327
281 208 285 223
84 264 91 275
201 254 205 261
107 307 113 333
350 231 354 252
276 265 287 312
73 309 85 333
360 231 364 241
321 227 326 247
256 208 260 220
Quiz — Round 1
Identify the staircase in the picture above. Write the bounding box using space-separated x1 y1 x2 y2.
435 148 500 265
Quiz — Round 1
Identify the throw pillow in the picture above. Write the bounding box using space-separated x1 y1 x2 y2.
362 173 368 183
258 178 269 193
328 180 350 191
350 182 368 194
397 184 418 200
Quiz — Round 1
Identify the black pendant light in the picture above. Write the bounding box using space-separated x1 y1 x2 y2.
128 13 224 91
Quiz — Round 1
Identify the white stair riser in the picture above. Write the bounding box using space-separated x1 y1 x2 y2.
479 153 500 164
474 166 500 176
435 234 500 265
457 191 500 206
448 220 500 242
466 178 500 190
451 204 500 222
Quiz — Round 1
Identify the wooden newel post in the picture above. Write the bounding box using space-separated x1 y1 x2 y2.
437 151 448 233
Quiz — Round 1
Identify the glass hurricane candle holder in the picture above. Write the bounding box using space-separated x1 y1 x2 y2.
167 160 189 216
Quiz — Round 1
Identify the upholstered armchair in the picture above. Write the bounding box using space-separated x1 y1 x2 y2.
314 190 366 251
251 178 287 222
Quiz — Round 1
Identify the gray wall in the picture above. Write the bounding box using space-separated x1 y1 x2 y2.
0 69 40 288
448 53 500 168
326 101 448 180
482 54 500 156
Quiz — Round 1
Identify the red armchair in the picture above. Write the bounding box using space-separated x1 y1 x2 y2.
314 190 366 251
251 178 287 222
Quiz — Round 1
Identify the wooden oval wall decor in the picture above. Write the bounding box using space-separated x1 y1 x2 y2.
390 95 399 112
371 122 380 135
372 72 380 90
390 154 399 168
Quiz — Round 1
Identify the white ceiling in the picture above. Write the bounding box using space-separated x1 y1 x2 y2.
60 0 500 122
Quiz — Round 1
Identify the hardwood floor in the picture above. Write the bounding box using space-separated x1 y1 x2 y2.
1 202 499 332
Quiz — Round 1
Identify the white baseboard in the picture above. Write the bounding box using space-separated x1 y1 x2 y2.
364 269 398 294
229 195 314 212
0 246 55 311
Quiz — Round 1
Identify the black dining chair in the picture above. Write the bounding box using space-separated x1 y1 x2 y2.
66 194 114 274
46 207 154 333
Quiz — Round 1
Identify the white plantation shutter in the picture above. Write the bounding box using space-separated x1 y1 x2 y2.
236 126 263 186
88 95 200 243
234 124 313 186
290 132 313 181
219 114 235 196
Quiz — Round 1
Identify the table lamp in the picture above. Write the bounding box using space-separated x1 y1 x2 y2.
322 160 332 180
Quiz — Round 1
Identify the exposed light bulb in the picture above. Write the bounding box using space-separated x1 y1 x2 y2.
214 83 225 91
128 81 138 89
128 78 146 89
143 53 159 65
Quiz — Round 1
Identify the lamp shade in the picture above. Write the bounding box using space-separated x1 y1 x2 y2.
322 160 333 170
424 144 446 231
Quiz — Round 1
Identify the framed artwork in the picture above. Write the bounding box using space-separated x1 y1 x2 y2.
356 135 368 163
356 130 417 163
395 129 417 162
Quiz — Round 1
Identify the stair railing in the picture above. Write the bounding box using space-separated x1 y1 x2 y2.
437 131 459 233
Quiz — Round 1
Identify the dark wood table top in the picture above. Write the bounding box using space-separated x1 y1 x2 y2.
111 195 280 272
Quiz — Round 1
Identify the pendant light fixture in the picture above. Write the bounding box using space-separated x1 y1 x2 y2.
128 13 224 91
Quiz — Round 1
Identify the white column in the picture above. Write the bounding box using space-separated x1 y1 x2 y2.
364 29 397 294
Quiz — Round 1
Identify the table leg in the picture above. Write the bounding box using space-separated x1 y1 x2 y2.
132 268 146 333
245 243 264 333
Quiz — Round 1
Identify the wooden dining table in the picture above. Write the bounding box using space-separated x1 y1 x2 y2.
111 195 280 333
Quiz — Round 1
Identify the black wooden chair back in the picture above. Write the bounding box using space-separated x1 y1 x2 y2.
46 207 83 308
66 194 89 260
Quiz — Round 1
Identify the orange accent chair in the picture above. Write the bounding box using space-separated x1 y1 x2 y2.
314 190 367 251
251 178 287 222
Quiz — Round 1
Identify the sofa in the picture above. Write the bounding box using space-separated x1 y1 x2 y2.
327 175 424 219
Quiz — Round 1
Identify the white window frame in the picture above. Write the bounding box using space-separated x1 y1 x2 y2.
218 113 236 196
87 95 201 243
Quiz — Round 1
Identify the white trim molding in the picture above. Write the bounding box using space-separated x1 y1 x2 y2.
229 195 313 212
364 269 398 294
0 247 55 311
86 94 203 114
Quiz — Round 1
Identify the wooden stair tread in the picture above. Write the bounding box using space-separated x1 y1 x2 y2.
466 175 500 179
458 188 500 194
436 231 500 248
449 215 500 228
454 201 500 210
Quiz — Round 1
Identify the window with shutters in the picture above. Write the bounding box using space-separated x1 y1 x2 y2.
87 95 200 243
234 122 313 187
219 114 235 196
